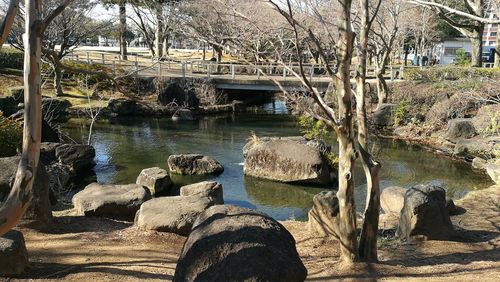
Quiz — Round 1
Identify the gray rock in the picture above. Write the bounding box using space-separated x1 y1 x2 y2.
72 183 151 221
180 181 224 204
108 98 137 116
172 109 197 121
243 138 333 185
135 195 216 235
168 154 224 175
173 205 307 282
486 164 500 185
472 157 487 170
308 191 340 237
55 144 95 172
373 103 396 127
136 167 172 195
396 185 454 240
0 230 29 276
446 118 476 140
380 186 406 215
454 137 500 159
0 157 52 230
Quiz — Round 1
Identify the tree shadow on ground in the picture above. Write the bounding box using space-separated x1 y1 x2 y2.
43 216 132 234
21 259 174 280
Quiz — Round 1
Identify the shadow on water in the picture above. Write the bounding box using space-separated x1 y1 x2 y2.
58 99 492 220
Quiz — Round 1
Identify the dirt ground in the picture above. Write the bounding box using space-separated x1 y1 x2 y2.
3 185 499 282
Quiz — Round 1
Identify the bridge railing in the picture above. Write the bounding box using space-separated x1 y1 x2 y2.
65 51 407 82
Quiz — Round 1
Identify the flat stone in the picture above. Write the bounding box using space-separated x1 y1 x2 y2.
168 154 224 175
135 195 216 235
180 181 224 204
381 186 406 215
136 167 172 195
72 183 151 221
0 230 28 276
446 118 476 140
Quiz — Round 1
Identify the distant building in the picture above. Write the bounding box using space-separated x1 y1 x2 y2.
434 38 472 65
482 10 498 65
98 36 119 47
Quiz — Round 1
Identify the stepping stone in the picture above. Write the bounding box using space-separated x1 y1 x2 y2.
0 230 28 276
135 195 217 235
136 167 172 195
168 154 224 175
180 181 224 204
72 183 151 221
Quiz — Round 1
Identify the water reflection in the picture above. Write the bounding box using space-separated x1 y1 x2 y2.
59 100 492 220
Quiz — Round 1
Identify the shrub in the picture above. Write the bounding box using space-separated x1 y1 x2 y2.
0 112 22 157
454 48 471 66
0 49 23 70
298 115 328 140
394 101 409 126
403 66 500 82
62 61 113 88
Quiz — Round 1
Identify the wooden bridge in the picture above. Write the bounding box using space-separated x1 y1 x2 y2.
66 51 407 92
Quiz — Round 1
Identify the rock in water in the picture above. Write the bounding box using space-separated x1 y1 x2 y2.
446 118 476 140
173 205 307 282
136 167 172 195
180 181 224 204
243 137 333 185
134 195 217 235
396 185 454 240
0 157 52 230
380 186 406 215
308 191 340 237
72 183 151 221
172 109 197 121
108 98 137 116
0 230 29 276
55 143 96 172
373 103 396 127
168 154 224 175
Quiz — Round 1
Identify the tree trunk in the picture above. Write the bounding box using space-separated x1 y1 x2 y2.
0 0 20 48
355 0 381 263
0 0 42 236
495 34 500 68
202 43 206 61
119 1 128 61
336 0 359 264
154 5 164 59
216 48 222 73
376 70 388 107
470 27 484 67
53 63 63 96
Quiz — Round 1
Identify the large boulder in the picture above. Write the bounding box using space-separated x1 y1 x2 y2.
308 191 340 237
380 186 406 215
136 167 172 195
396 185 454 240
454 136 500 159
373 103 396 127
472 104 500 133
180 181 224 204
54 143 96 172
135 195 217 235
0 157 52 230
243 137 333 185
158 80 199 108
172 109 197 121
72 183 151 221
0 230 29 276
108 98 137 116
446 118 476 141
168 154 224 175
173 205 307 282
486 163 500 185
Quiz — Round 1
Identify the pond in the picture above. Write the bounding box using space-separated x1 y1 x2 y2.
59 100 493 221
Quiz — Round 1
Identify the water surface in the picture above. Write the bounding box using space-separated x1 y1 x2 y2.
60 101 492 220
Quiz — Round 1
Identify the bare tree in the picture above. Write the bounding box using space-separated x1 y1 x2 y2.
0 0 73 236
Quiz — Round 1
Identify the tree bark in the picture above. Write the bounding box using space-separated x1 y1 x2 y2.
53 63 63 96
495 34 500 68
336 0 359 264
154 4 164 59
355 0 381 263
119 1 128 61
0 0 42 236
470 27 484 67
0 0 19 48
